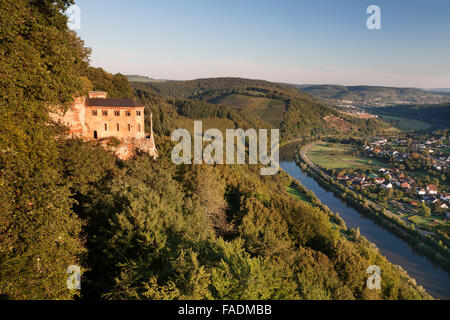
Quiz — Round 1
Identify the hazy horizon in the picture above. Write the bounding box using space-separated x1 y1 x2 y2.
124 74 450 90
75 0 450 88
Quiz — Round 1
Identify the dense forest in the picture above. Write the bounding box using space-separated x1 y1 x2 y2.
132 79 387 141
0 0 431 300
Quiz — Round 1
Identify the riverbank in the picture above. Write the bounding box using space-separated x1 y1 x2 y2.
280 158 450 299
296 142 450 274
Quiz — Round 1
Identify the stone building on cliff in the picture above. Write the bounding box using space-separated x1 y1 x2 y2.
52 91 157 159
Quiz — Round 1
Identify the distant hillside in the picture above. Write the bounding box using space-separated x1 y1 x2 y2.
139 77 309 99
428 88 450 96
126 75 168 83
367 103 450 130
292 84 450 106
131 78 387 141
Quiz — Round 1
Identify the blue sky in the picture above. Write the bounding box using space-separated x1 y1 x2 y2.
73 0 450 88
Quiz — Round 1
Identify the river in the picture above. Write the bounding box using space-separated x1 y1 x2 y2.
279 145 450 300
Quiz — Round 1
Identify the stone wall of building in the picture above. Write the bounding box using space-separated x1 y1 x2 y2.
84 106 145 140
50 97 87 137
108 136 158 160
88 91 108 99
51 92 157 160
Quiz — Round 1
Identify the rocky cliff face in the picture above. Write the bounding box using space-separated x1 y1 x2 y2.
103 136 158 160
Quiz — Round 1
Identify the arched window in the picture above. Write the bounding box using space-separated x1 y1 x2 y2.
104 123 108 131
116 123 120 131
138 124 141 132
127 124 131 131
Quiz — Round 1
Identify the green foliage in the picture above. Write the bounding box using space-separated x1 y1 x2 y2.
52 137 431 300
209 239 298 300
0 2 434 300
240 197 292 258
83 67 132 98
0 0 88 299
419 203 432 217
293 248 354 299
131 78 385 142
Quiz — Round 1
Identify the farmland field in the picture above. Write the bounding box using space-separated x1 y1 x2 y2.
215 94 284 109
380 115 432 131
408 215 447 228
307 142 386 169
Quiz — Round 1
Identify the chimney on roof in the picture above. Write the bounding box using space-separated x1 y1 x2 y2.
89 91 108 99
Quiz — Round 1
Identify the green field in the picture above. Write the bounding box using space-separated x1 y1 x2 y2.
380 115 432 131
285 185 310 203
307 142 387 169
216 93 284 109
408 215 447 228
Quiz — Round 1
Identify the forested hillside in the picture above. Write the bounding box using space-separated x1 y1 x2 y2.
0 0 431 300
0 0 89 299
367 104 450 129
295 84 450 105
132 79 387 141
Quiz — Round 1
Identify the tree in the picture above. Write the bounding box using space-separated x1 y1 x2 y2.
83 67 132 98
240 197 292 258
180 166 232 236
209 239 298 300
419 203 431 217
355 227 361 241
0 0 89 299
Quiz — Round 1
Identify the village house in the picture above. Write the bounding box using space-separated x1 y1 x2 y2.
400 182 411 189
426 185 438 195
336 173 349 180
374 138 387 145
51 91 157 159
417 188 426 195
440 193 450 203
